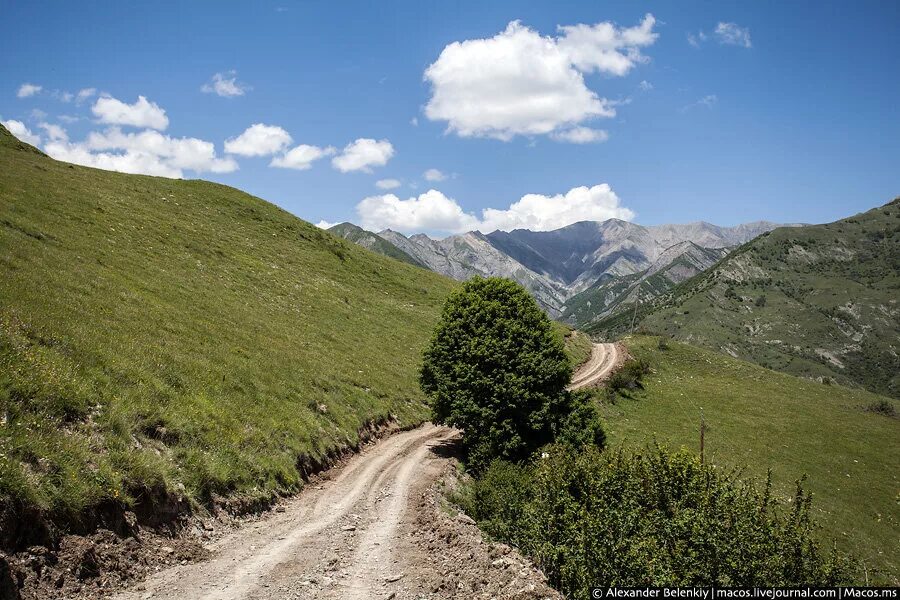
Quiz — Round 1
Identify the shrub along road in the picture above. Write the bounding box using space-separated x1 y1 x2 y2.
113 424 560 600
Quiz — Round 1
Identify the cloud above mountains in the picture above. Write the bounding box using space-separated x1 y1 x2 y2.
423 15 656 141
356 184 634 234
92 95 169 130
331 138 394 173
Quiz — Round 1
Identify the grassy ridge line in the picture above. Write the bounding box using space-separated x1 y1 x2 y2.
0 124 458 538
600 336 900 581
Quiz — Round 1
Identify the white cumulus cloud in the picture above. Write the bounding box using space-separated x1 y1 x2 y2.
550 127 609 144
17 83 42 98
270 144 336 170
715 22 752 48
356 183 634 234
423 15 656 141
479 184 633 232
75 88 97 104
44 126 237 179
315 220 338 230
202 71 251 97
38 122 68 142
332 138 394 173
225 123 292 156
423 168 446 182
2 119 41 145
92 95 169 130
357 190 479 233
556 14 657 76
375 178 402 190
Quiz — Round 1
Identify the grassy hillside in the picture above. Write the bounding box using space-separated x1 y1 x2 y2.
552 322 593 370
600 336 899 582
0 123 457 539
588 200 900 398
327 222 426 268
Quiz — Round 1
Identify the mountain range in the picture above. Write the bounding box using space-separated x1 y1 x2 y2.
587 198 900 398
331 219 792 318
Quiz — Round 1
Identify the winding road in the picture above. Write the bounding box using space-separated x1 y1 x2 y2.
110 345 622 600
567 342 621 391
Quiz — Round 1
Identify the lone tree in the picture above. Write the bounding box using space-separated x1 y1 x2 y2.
420 277 600 471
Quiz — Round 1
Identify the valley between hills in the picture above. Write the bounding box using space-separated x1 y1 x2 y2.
0 122 898 597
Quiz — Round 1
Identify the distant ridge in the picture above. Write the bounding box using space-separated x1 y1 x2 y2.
588 198 900 398
327 222 426 268
362 219 796 316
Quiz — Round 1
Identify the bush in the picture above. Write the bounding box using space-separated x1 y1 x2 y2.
554 391 606 450
866 398 896 418
461 445 852 597
419 277 577 471
606 358 651 397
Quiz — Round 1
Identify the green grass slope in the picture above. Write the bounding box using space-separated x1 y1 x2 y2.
601 337 899 582
327 222 426 268
0 124 457 537
589 200 900 398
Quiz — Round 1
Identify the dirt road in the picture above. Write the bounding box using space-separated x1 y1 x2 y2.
567 342 621 391
114 424 559 600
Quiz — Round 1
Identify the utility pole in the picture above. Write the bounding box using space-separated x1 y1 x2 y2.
629 292 640 335
700 408 707 465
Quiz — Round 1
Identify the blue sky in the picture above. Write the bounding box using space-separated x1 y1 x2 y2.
2 1 898 234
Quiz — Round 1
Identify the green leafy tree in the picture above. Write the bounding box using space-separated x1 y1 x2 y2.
420 277 590 470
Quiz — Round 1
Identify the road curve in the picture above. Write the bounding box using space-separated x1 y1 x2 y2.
567 342 620 391
114 425 455 600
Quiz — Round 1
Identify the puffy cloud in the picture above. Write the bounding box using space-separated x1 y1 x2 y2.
92 95 169 130
2 119 41 145
44 126 237 179
479 184 633 231
423 168 446 182
201 71 251 97
550 126 609 144
715 22 752 48
375 178 401 190
17 83 42 98
75 88 97 104
556 13 657 76
38 122 68 142
315 220 338 229
357 189 479 233
356 183 633 234
423 16 656 141
332 138 394 173
270 144 336 170
224 123 292 156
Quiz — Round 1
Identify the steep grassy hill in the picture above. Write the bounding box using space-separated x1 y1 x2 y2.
0 123 458 542
588 200 900 398
327 222 426 268
601 337 899 582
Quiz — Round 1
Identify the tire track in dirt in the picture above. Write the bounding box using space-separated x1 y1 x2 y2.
567 342 621 391
114 425 451 600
